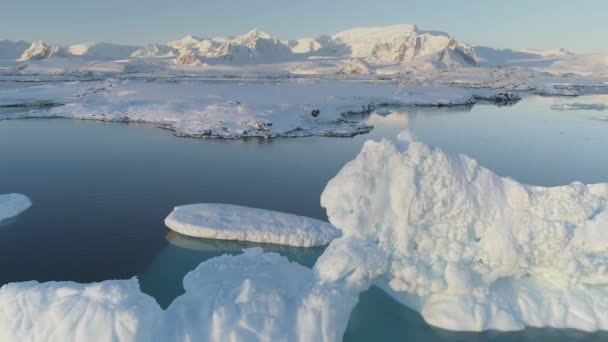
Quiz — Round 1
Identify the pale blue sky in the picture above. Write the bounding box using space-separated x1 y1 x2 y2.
2 0 606 52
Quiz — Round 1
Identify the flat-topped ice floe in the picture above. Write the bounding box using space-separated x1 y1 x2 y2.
0 193 31 222
0 248 357 342
165 203 340 247
551 103 607 111
316 130 608 332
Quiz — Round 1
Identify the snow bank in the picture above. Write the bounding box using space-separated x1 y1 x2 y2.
165 204 340 247
0 193 31 222
317 130 608 331
0 248 357 342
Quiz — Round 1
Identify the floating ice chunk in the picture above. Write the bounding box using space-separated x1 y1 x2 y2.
164 247 357 341
0 279 163 342
551 103 607 111
318 130 608 331
0 249 357 342
0 193 31 222
165 204 340 247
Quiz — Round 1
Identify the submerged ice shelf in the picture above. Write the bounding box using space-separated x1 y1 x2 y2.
0 193 31 222
165 203 340 247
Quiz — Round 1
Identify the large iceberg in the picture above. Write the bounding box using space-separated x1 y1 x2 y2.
316 130 608 331
0 248 357 342
165 204 340 247
0 193 31 222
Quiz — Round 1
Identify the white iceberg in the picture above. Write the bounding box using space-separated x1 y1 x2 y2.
163 247 356 341
0 248 357 342
0 279 163 342
317 130 608 332
0 193 31 222
165 204 340 247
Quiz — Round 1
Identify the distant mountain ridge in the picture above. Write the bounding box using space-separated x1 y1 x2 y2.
1 23 593 75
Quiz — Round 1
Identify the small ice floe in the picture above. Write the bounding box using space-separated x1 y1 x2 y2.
0 248 357 342
0 193 31 222
318 130 608 332
165 203 340 247
591 115 608 122
551 103 607 111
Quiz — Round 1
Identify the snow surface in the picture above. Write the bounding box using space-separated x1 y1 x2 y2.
2 23 606 79
0 193 31 222
165 204 340 247
0 248 357 342
317 130 608 332
0 80 490 139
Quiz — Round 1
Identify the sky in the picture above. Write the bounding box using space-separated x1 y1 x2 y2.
2 0 607 53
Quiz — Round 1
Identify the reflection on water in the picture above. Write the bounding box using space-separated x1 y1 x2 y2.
1 91 608 341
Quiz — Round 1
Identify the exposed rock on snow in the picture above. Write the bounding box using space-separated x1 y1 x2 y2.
551 103 607 111
318 130 608 332
18 41 64 61
474 91 522 104
337 59 372 75
0 193 31 222
331 24 478 66
130 44 176 58
164 204 340 247
174 50 202 66
0 248 358 342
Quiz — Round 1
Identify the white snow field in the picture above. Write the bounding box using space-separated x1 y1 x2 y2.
317 130 608 332
0 193 31 222
0 248 357 342
165 204 340 247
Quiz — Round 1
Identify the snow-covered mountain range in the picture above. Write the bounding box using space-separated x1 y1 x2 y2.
1 24 606 76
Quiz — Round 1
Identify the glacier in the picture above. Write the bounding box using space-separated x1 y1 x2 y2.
317 130 608 332
164 204 340 247
0 193 31 222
